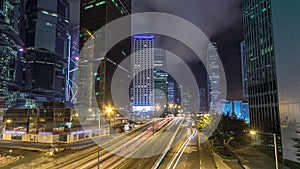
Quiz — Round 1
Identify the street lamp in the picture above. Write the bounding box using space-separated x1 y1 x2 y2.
105 106 116 134
250 130 279 169
3 119 12 133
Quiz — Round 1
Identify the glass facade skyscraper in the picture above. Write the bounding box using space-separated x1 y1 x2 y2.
23 0 70 102
243 0 300 163
79 0 131 112
207 42 220 113
242 0 280 134
270 1 300 163
199 88 207 113
240 41 248 99
154 49 168 113
0 0 25 129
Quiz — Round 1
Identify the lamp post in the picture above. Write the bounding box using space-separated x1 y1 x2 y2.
3 119 12 133
98 109 101 169
105 106 115 134
250 131 278 169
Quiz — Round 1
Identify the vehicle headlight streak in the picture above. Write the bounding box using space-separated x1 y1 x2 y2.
167 128 197 169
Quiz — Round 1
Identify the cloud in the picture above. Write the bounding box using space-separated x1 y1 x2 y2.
132 0 242 38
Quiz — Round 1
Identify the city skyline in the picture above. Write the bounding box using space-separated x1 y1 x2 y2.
1 0 300 168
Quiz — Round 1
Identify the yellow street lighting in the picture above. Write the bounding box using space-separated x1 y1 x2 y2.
6 119 12 123
106 107 113 114
249 130 278 169
250 130 256 135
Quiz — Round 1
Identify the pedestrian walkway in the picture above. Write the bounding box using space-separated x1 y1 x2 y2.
233 146 290 169
0 155 18 167
213 151 231 169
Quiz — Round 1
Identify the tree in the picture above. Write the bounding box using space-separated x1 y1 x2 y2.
196 114 213 131
209 113 249 148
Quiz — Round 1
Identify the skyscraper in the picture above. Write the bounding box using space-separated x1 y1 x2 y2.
240 41 248 99
179 85 191 113
199 88 207 113
269 1 300 163
0 0 25 128
242 0 280 135
154 49 168 113
242 0 300 163
131 35 155 113
207 42 220 113
22 0 70 102
0 0 26 104
79 0 131 111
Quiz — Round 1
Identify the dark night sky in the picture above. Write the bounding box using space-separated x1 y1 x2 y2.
68 0 244 100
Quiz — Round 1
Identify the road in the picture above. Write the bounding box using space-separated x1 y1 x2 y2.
199 141 217 169
2 117 219 169
4 119 163 169
37 118 172 169
114 117 186 169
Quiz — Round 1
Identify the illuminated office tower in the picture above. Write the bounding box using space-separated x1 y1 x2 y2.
0 0 25 127
179 85 191 113
154 49 168 113
23 0 70 102
240 41 248 99
131 35 155 113
242 0 280 134
79 0 131 112
199 88 207 113
243 0 300 163
0 0 23 103
207 42 220 113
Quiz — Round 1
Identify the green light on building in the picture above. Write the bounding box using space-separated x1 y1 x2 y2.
95 1 106 7
84 5 94 10
122 51 126 56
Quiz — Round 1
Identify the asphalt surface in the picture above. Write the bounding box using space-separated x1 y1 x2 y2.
0 118 196 169
199 141 217 169
113 118 186 169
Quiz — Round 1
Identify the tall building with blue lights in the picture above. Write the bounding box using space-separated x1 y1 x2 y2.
0 0 25 127
131 35 155 113
243 0 300 163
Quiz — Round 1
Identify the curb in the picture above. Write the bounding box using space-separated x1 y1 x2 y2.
0 156 20 168
224 143 246 169
212 151 231 169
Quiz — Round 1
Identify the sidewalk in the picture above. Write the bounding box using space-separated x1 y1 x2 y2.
0 155 19 168
212 151 231 169
232 146 290 169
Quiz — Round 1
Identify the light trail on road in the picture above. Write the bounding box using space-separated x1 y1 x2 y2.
167 128 197 169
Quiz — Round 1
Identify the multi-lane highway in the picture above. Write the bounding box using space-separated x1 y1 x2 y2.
39 118 174 169
6 117 218 169
113 117 185 169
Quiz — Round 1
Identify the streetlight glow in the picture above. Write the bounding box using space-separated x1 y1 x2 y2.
250 130 256 135
106 107 113 113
